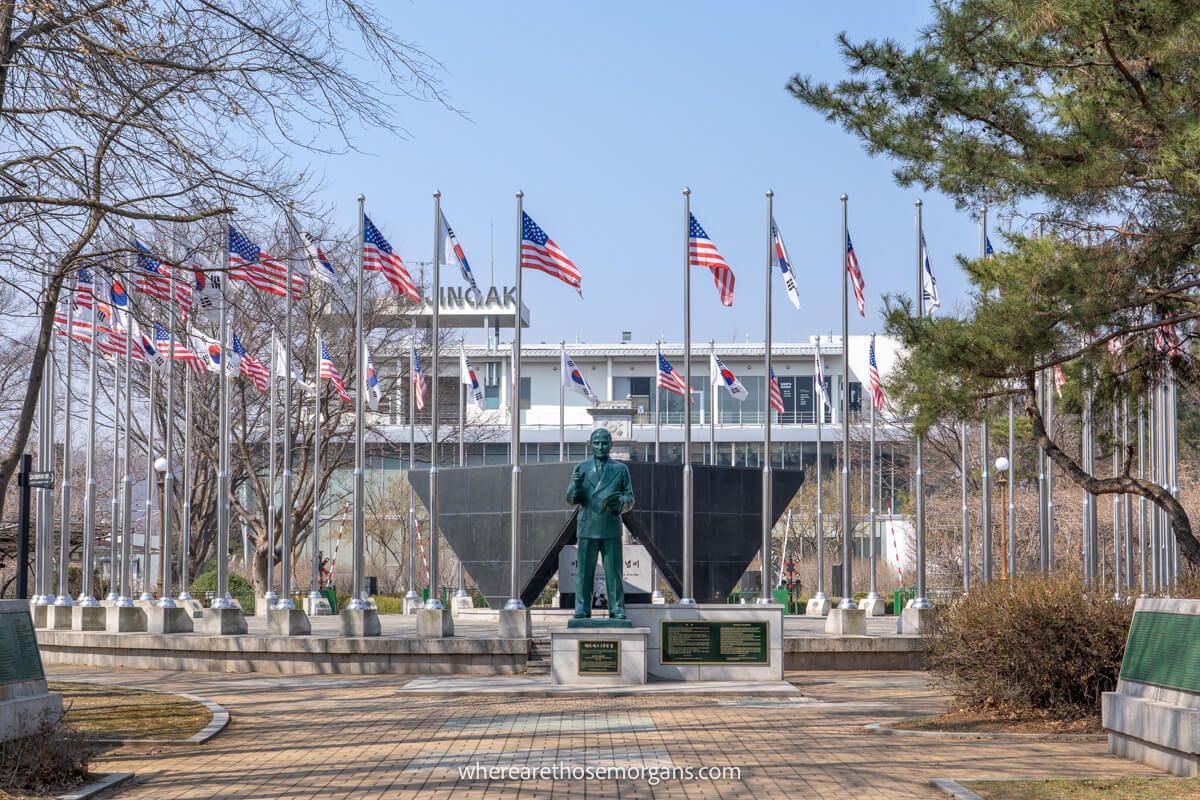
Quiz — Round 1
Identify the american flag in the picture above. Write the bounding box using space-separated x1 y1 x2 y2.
155 323 205 374
362 214 420 302
688 214 734 307
521 211 582 296
868 335 885 411
229 226 302 299
53 302 94 344
98 309 132 360
1154 323 1183 356
1052 364 1066 398
135 241 173 301
412 347 427 411
656 352 688 397
232 333 269 392
319 341 351 403
846 231 865 317
75 268 95 310
769 368 784 414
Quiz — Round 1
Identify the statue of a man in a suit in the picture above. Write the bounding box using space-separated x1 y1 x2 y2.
565 428 635 620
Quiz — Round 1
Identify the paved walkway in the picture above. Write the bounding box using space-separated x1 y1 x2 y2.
49 666 1158 799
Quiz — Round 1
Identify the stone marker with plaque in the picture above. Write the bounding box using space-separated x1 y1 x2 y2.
0 600 63 742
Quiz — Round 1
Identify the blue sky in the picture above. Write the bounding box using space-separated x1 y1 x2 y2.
310 1 984 345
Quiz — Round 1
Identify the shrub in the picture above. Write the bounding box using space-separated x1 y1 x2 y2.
926 574 1133 717
189 567 253 597
0 720 95 795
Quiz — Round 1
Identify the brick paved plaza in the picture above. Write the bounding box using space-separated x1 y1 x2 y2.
49 667 1159 799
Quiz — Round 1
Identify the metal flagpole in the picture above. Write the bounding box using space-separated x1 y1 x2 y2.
979 207 992 582
1037 372 1048 572
459 344 466 468
559 340 565 462
55 283 75 607
404 347 418 607
867 335 880 605
709 339 716 466
309 333 324 606
1149 387 1159 592
506 191 525 612
1007 397 1015 579
108 331 121 602
31 275 47 607
813 343 828 610
310 330 323 606
681 187 695 605
212 219 233 610
348 195 368 611
655 339 662 463
79 271 100 607
456 340 467 602
839 194 856 610
961 422 969 592
140 370 155 600
158 257 177 608
912 198 930 609
179 368 193 602
1122 397 1133 595
1137 394 1146 595
1169 374 1179 592
759 190 774 604
1083 383 1096 584
119 241 135 607
1046 372 1055 571
1112 403 1122 597
266 331 278 607
427 190 444 613
982 412 992 582
278 216 297 612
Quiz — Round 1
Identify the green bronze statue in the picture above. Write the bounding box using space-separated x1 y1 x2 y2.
566 428 635 620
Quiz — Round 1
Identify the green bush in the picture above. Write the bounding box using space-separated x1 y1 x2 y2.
373 595 404 614
926 574 1132 717
188 568 254 599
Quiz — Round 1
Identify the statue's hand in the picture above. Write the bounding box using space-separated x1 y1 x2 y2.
603 495 622 514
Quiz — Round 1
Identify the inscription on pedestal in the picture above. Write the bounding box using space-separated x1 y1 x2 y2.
578 640 621 674
0 612 44 684
661 621 768 665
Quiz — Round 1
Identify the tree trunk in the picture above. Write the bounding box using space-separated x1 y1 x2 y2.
1023 373 1200 566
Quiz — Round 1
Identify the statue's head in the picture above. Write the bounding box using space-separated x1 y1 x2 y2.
589 428 612 461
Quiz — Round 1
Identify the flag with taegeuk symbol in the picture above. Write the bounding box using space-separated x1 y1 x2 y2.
562 349 598 404
710 352 748 401
461 349 485 410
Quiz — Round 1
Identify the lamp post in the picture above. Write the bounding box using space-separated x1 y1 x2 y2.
995 456 1010 580
154 456 168 596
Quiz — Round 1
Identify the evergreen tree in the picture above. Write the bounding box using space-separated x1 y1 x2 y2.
789 1 1200 564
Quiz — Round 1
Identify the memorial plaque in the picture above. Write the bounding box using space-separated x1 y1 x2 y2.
1120 611 1200 693
0 612 45 684
578 640 621 674
661 621 768 665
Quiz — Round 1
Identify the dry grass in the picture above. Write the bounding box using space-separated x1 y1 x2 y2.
49 682 211 740
892 706 1103 734
964 776 1200 799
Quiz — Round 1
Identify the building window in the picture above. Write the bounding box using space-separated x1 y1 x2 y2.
520 376 531 411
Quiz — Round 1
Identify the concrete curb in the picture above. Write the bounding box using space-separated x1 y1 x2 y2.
54 680 229 744
931 778 985 799
57 772 133 800
866 719 1106 741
